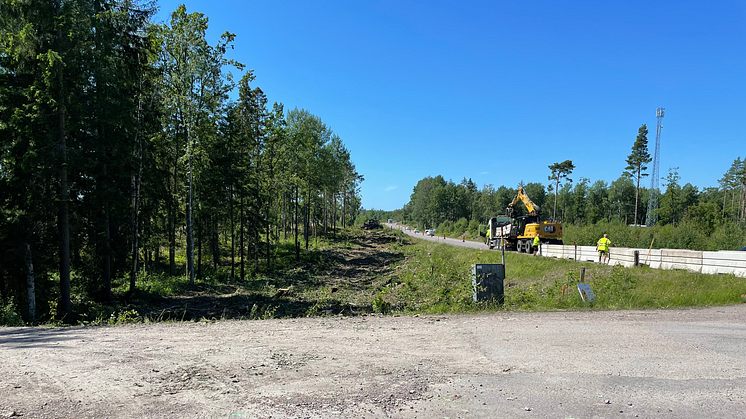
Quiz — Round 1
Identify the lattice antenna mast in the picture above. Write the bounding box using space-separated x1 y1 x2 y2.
646 107 664 226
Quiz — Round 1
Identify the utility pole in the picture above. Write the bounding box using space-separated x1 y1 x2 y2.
646 107 664 227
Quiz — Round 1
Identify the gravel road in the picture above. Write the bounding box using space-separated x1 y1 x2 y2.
2 305 745 418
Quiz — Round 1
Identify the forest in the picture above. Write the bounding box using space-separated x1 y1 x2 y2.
0 1 362 322
372 153 746 251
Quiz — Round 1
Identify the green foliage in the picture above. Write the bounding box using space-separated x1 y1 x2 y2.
594 266 637 306
372 288 392 313
0 1 363 316
468 219 480 236
437 220 454 234
563 219 746 251
548 160 575 221
108 309 141 325
625 124 653 226
114 271 190 297
0 294 24 327
248 304 278 320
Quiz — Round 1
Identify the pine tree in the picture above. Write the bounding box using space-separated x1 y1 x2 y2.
625 124 652 226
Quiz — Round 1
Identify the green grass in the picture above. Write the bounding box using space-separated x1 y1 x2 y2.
10 228 746 327
384 230 746 313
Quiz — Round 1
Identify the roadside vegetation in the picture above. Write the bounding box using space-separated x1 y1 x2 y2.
3 228 744 326
387 229 746 312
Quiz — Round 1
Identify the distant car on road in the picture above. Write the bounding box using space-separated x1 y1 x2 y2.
425 229 434 236
405 226 411 231
739 246 746 251
414 228 419 233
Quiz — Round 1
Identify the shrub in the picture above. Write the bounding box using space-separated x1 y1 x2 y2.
454 217 468 233
0 294 25 326
468 220 480 237
437 220 454 235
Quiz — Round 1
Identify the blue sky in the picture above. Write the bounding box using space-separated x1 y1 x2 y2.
156 0 746 211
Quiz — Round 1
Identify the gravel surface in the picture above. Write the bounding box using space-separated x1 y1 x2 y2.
2 305 746 418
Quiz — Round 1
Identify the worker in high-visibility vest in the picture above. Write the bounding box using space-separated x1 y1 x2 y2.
532 233 540 256
597 234 611 264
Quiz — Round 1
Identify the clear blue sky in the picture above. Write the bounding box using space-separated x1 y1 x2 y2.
156 0 746 211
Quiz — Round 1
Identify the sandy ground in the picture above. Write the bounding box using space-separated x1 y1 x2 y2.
2 305 746 418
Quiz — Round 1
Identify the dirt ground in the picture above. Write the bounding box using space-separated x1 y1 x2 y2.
127 231 403 322
2 305 746 418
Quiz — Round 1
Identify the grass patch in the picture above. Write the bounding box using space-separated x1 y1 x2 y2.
22 228 746 327
388 232 746 312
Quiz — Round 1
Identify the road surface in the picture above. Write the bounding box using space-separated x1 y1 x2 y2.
2 306 745 418
385 223 489 251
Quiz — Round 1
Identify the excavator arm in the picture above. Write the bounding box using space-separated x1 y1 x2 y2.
507 187 540 216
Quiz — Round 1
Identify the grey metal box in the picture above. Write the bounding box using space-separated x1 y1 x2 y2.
472 264 505 303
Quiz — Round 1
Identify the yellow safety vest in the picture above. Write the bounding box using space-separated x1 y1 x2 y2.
597 237 610 252
533 236 540 246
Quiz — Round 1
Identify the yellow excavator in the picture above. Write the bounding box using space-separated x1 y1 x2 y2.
487 187 563 252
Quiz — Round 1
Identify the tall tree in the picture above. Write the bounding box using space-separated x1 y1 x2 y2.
157 5 240 285
548 160 575 222
659 167 682 226
625 124 652 226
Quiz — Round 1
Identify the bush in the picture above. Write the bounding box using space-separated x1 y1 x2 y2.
468 220 480 237
0 294 25 326
437 220 454 235
454 217 468 233
563 219 746 251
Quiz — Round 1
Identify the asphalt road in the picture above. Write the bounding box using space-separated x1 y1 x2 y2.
385 223 489 251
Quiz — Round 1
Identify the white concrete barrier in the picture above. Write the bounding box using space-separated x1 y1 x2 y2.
702 251 746 278
538 244 746 277
661 249 703 273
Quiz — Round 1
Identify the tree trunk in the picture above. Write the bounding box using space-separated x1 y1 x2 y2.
342 183 346 228
230 184 235 280
102 145 111 302
305 189 310 250
169 157 177 276
266 197 272 272
25 243 36 322
129 130 142 294
294 186 299 261
553 177 559 222
332 193 337 237
240 194 245 280
197 215 202 279
212 217 219 270
93 6 112 302
187 150 195 284
323 190 327 234
283 191 287 240
55 0 71 318
634 171 641 227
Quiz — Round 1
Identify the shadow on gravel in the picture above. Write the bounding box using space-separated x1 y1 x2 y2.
0 328 84 349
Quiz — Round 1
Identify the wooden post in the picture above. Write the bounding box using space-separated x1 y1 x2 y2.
580 266 586 282
644 238 655 265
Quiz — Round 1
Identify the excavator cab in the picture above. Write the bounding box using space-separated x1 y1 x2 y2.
516 215 540 236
